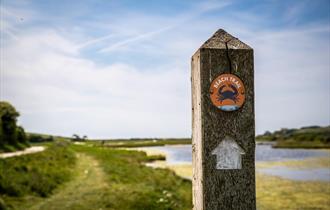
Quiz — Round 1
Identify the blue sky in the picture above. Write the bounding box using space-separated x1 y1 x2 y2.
1 0 329 138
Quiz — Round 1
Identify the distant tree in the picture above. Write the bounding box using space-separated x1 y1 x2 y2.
301 125 321 129
263 131 272 136
72 134 80 141
72 134 87 142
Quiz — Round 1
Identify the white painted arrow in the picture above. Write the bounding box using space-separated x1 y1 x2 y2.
211 136 245 169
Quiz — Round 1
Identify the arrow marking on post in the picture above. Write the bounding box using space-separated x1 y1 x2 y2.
211 136 245 169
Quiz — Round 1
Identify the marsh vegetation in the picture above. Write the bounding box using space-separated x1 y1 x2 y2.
256 126 330 148
1 139 329 210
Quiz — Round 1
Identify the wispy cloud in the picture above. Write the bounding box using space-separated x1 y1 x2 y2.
1 0 329 138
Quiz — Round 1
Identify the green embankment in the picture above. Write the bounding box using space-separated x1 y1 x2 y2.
256 126 330 148
0 141 76 210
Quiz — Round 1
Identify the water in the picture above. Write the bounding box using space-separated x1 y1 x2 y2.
147 144 329 164
143 144 330 181
256 144 329 161
148 145 192 164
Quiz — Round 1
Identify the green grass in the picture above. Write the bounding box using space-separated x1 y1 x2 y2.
27 152 109 210
69 145 192 210
0 141 76 210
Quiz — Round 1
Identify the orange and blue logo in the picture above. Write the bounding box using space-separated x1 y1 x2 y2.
210 74 245 111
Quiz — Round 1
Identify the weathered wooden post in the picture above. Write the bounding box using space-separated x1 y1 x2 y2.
191 29 256 210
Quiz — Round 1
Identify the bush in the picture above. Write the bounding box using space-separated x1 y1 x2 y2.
1 144 16 153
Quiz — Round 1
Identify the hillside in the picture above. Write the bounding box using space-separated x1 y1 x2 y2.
256 126 330 148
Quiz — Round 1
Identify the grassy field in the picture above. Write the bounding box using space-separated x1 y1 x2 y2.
1 141 329 210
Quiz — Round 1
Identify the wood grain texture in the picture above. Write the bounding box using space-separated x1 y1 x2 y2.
191 29 256 210
192 50 204 210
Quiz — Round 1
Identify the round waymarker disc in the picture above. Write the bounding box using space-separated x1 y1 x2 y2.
209 73 245 111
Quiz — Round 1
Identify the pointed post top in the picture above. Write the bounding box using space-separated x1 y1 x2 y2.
200 29 252 50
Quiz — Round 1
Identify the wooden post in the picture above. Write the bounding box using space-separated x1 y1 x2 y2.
191 29 256 210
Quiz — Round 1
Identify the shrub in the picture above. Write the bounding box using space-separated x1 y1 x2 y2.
1 144 16 153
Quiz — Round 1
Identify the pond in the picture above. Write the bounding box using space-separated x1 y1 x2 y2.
142 144 330 181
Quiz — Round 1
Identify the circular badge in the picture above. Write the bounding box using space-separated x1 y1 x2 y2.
210 73 245 111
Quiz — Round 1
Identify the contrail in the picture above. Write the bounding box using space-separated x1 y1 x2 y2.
76 34 117 49
78 1 231 52
99 25 173 53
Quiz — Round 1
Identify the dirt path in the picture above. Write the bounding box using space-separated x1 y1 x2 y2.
30 153 109 210
0 146 45 158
